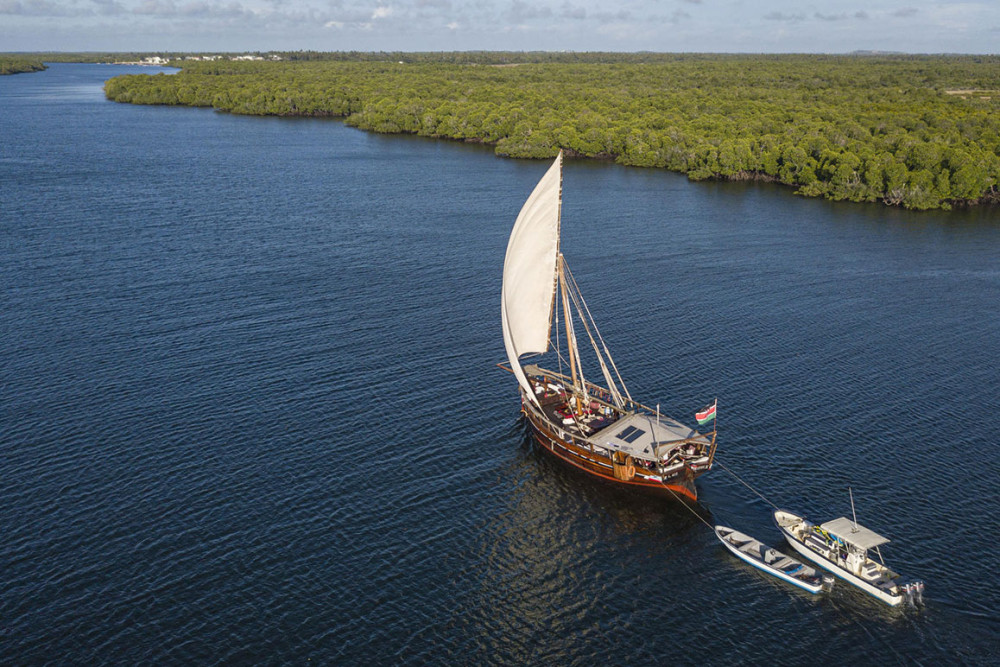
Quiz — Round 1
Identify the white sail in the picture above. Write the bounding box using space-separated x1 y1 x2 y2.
501 152 562 406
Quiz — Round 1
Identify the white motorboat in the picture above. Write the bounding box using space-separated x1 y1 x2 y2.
716 525 831 594
773 509 924 606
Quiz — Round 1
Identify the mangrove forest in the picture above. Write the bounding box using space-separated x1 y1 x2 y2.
0 57 46 75
103 53 1000 211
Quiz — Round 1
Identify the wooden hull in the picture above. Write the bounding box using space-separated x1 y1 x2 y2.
522 401 701 502
716 526 825 594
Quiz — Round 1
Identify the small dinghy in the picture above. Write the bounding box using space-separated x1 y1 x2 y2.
716 525 831 594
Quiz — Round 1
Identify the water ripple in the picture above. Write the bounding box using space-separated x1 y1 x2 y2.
2 64 999 665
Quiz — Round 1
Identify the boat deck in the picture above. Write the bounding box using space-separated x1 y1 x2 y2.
717 526 825 592
532 383 621 437
729 534 804 573
525 370 710 464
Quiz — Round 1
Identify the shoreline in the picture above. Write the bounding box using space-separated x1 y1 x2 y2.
97 57 1000 213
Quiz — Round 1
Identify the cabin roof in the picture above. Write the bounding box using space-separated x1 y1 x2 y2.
592 413 708 461
820 517 891 550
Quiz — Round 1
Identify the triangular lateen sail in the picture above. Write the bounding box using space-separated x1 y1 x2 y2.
501 152 562 406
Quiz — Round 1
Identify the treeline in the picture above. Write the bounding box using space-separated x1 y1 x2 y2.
2 52 185 67
272 51 838 64
0 57 46 75
104 55 1000 210
30 52 186 63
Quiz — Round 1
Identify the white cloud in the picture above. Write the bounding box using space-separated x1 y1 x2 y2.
763 11 805 23
506 0 552 23
559 2 585 20
0 0 94 15
0 1 995 53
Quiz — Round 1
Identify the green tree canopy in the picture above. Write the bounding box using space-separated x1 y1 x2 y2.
103 54 1000 211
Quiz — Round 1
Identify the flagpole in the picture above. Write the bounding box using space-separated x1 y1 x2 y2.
708 397 719 467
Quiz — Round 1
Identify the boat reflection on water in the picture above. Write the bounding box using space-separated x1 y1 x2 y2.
457 427 710 660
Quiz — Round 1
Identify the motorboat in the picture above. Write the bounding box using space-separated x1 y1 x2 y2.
773 509 924 606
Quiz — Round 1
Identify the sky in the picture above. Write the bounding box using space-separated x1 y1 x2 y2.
1 0 997 54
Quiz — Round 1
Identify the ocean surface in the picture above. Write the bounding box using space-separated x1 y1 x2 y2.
2 63 998 665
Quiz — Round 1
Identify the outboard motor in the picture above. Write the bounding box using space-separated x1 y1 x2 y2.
901 581 926 607
821 574 835 592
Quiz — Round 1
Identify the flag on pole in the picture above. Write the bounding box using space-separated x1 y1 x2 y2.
696 400 717 425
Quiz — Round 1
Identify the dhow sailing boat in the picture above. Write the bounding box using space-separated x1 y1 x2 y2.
500 152 717 501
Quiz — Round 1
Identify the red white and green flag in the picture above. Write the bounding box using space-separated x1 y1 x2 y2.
696 400 717 425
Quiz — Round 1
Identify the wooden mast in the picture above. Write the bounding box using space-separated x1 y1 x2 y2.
559 256 584 413
554 153 587 413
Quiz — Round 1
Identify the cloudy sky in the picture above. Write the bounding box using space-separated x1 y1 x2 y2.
1 0 997 53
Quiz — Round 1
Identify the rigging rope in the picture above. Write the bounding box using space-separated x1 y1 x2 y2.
713 460 780 510
651 459 783 542
562 261 632 405
660 483 715 530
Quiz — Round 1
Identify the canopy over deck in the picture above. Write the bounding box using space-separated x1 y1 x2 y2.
592 413 708 461
821 517 891 550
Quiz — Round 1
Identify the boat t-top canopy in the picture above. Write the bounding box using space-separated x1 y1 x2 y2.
820 517 890 550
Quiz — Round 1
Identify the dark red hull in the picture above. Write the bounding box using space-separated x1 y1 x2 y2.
522 404 701 502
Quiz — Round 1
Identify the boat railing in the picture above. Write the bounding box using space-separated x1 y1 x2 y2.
506 364 691 418
499 361 716 462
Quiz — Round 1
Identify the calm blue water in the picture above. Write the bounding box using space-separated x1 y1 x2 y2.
2 63 998 664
